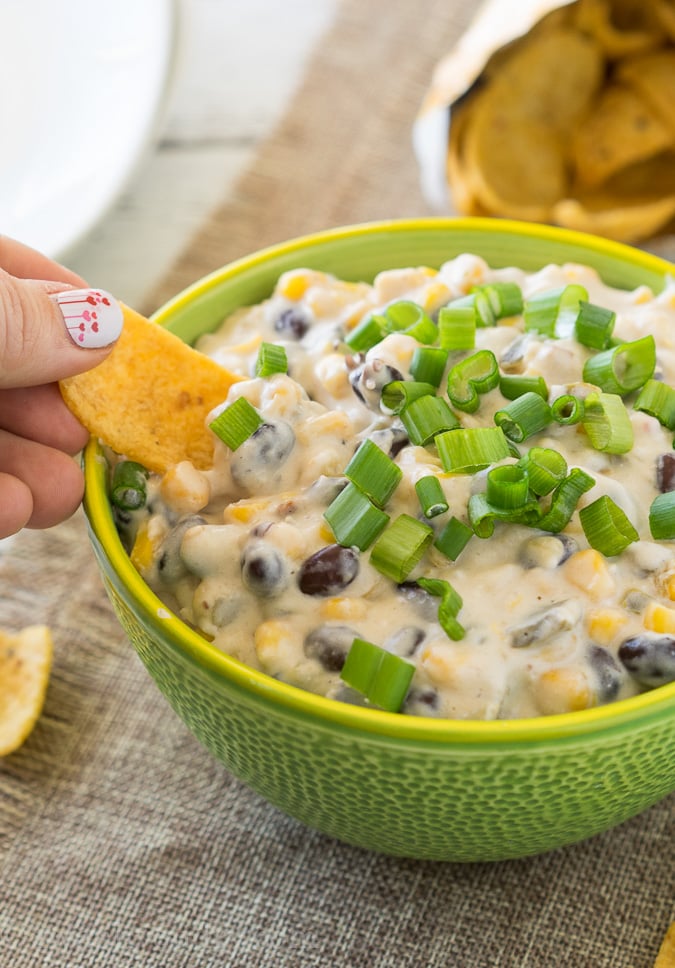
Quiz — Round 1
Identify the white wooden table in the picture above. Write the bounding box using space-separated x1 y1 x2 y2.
64 0 337 309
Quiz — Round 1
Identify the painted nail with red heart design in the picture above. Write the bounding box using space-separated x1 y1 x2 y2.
55 288 123 348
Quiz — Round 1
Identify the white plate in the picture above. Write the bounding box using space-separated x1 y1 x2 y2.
0 0 176 258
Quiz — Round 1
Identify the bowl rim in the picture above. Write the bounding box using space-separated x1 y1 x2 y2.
85 216 675 745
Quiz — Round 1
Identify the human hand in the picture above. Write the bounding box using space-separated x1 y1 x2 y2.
0 237 123 539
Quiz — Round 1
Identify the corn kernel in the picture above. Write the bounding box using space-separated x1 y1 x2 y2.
160 461 210 514
586 608 629 646
643 601 675 634
564 549 615 600
223 497 270 524
662 572 675 601
535 667 594 716
319 521 336 544
319 597 368 621
130 524 156 573
422 281 451 312
419 644 456 686
277 270 312 301
254 619 293 667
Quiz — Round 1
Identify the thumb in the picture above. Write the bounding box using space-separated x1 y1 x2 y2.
0 270 124 389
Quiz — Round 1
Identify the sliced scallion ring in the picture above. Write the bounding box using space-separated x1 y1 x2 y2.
447 349 499 413
574 300 616 349
385 300 437 344
474 281 523 320
340 638 415 713
582 391 633 454
582 335 656 396
634 378 675 431
255 341 288 377
344 313 386 352
493 392 552 443
499 374 548 402
415 475 449 518
110 460 149 511
370 514 434 582
400 394 460 445
523 284 588 338
416 577 465 641
485 464 530 510
209 396 263 451
344 439 402 508
517 447 567 497
467 492 542 539
323 482 389 551
409 346 448 387
537 467 595 533
649 491 675 540
438 302 476 350
579 495 639 556
551 394 585 425
436 426 510 474
433 516 473 561
380 380 436 414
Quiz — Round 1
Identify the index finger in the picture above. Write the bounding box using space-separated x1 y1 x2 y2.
0 235 87 286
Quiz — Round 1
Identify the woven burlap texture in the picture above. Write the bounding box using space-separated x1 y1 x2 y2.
1 0 673 965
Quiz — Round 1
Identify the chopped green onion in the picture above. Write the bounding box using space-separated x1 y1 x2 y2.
340 638 415 712
537 467 595 533
385 300 437 343
551 394 585 425
579 495 638 556
323 482 389 551
209 396 263 450
517 447 567 497
380 380 436 414
486 463 530 509
345 313 386 352
370 514 434 582
524 284 588 338
649 492 675 540
447 350 500 413
574 300 616 349
582 335 656 395
416 577 465 640
436 426 510 474
634 379 675 431
499 374 548 402
474 281 524 319
110 460 149 511
582 391 633 454
410 346 448 387
493 392 552 442
433 516 473 561
438 302 476 350
255 341 288 377
344 439 402 508
400 395 460 445
468 492 542 538
415 475 449 518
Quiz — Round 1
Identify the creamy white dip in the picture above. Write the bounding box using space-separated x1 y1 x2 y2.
118 255 675 719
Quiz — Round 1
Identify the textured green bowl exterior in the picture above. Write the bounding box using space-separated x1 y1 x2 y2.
84 218 675 861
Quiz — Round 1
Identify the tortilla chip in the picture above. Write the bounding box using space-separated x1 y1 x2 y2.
655 922 675 968
0 625 53 756
574 0 666 57
616 49 675 132
60 305 243 474
553 191 675 243
572 82 673 187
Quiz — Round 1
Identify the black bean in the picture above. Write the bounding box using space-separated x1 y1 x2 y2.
230 420 295 490
618 634 675 687
349 360 405 411
240 541 289 597
656 453 675 493
304 624 356 672
307 476 349 507
520 533 578 569
397 581 438 622
509 600 581 648
404 687 440 714
384 626 425 657
158 515 207 582
274 307 310 340
588 645 623 702
298 544 359 596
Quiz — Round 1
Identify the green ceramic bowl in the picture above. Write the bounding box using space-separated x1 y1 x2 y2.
84 218 675 861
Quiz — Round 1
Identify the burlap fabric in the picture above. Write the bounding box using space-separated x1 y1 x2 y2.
1 1 673 965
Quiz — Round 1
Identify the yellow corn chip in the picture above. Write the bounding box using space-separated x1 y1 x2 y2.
616 49 675 132
60 305 243 474
655 922 675 968
0 625 53 756
574 0 665 57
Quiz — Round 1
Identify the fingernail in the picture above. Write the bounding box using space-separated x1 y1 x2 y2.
55 288 123 348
